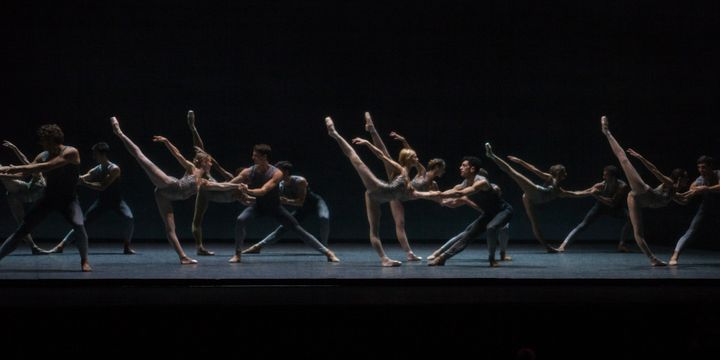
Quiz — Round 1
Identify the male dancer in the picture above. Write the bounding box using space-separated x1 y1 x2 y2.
49 142 135 254
0 124 91 271
669 155 720 265
242 161 330 254
218 144 339 263
415 156 513 267
558 165 632 252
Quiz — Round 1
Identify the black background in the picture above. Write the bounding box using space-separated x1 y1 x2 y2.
2 0 718 244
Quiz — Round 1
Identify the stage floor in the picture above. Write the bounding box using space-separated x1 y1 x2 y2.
1 242 719 280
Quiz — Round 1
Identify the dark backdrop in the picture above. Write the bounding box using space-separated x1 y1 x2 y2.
1 1 718 244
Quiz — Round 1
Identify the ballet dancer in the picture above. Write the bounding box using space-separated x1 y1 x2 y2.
363 112 446 261
1 140 48 254
0 124 91 271
242 160 331 254
558 165 633 252
484 143 596 252
48 142 135 255
223 144 339 263
600 116 689 266
669 155 720 266
414 157 513 267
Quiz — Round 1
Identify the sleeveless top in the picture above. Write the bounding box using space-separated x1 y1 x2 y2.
41 149 79 201
88 162 123 203
248 164 280 209
280 175 320 207
463 175 504 214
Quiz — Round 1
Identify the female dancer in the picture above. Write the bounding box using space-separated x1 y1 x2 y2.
1 141 48 254
111 116 221 264
325 115 420 266
600 116 689 266
484 143 596 252
364 112 446 261
186 110 246 256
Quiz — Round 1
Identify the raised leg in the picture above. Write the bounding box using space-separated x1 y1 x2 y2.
111 117 176 189
325 117 383 191
601 117 648 193
485 142 545 198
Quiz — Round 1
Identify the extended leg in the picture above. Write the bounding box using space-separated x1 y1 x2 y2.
111 117 176 188
559 203 602 251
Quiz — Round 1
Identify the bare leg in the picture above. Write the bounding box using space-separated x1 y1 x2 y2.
601 117 648 193
389 200 421 261
191 191 214 256
522 194 559 252
626 194 666 266
365 112 396 179
111 117 176 189
154 192 197 264
485 142 545 198
187 110 206 150
325 117 382 191
365 192 401 267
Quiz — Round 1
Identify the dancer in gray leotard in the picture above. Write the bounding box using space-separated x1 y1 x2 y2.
601 116 689 266
1 140 48 254
363 112 446 261
669 156 720 266
242 161 332 254
49 142 135 255
485 143 595 252
0 124 91 271
111 116 233 265
212 144 339 264
326 115 428 266
186 110 248 256
558 165 633 252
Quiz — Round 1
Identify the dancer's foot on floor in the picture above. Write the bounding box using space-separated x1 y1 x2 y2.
406 252 422 261
180 256 198 265
617 244 632 253
81 261 92 272
241 244 261 254
546 246 560 253
326 251 340 262
381 257 402 267
428 255 447 266
228 254 241 263
32 246 51 255
123 246 136 255
650 257 667 267
489 258 500 267
500 252 512 261
196 246 215 256
47 245 64 254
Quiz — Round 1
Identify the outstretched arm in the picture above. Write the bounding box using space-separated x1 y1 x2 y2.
559 185 598 199
243 169 283 197
626 148 673 188
2 141 32 165
153 136 194 172
390 131 427 175
353 137 404 176
81 166 121 191
507 156 553 182
0 148 79 175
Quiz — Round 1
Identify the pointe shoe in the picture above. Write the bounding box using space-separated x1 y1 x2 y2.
381 257 402 267
32 246 51 255
241 244 261 254
187 110 195 128
650 257 667 267
81 262 93 272
601 116 609 134
484 142 494 157
489 259 500 267
326 251 340 262
123 247 137 255
428 255 447 266
325 117 337 135
110 117 122 135
406 253 422 261
180 256 198 265
228 254 241 263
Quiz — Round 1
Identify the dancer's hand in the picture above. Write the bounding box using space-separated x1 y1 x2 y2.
364 112 375 132
2 140 18 150
238 183 248 192
389 132 406 142
352 137 370 146
626 148 642 159
152 135 168 143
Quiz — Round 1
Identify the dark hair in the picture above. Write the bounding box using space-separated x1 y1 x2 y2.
697 155 714 168
549 164 566 179
37 124 64 144
253 144 272 159
603 165 620 178
462 156 483 174
427 158 446 171
275 160 293 175
670 168 688 182
91 142 110 154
